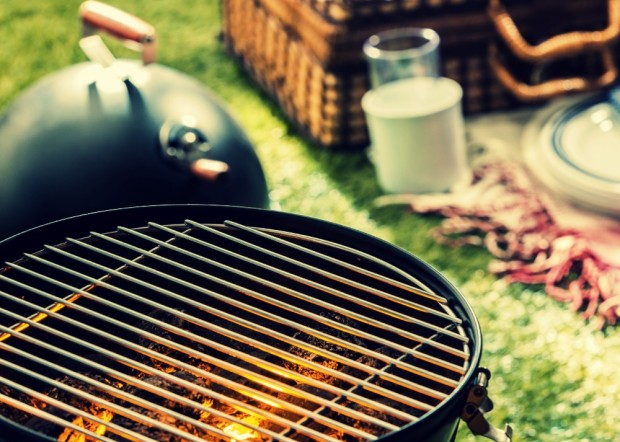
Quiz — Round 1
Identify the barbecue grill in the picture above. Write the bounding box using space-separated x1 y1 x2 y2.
0 205 512 441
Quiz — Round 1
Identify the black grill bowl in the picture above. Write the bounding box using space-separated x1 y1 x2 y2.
0 204 483 442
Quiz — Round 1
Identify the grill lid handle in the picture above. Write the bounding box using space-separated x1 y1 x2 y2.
461 368 514 442
79 1 157 65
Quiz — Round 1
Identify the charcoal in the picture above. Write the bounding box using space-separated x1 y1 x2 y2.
210 311 290 356
273 383 334 423
0 382 39 425
209 317 262 354
199 404 268 442
343 345 403 380
25 372 118 439
323 398 410 440
210 351 289 411
109 370 212 441
278 385 408 441
349 399 403 435
285 383 335 410
135 309 213 373
284 312 368 384
288 422 346 442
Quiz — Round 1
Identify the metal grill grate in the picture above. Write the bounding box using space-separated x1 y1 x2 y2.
0 219 472 441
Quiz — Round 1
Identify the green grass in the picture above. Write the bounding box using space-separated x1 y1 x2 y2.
2 1 619 441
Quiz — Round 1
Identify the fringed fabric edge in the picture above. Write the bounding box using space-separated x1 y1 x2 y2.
376 157 620 329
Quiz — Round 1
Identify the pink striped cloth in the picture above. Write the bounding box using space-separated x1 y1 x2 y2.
376 155 620 329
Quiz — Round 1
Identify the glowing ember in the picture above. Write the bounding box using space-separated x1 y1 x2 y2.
0 293 81 342
223 415 262 441
200 398 215 421
57 409 113 442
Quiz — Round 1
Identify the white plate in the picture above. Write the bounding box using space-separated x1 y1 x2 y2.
522 92 620 217
552 100 620 183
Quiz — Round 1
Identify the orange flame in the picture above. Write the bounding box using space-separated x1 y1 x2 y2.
0 293 82 342
57 409 113 442
223 415 262 441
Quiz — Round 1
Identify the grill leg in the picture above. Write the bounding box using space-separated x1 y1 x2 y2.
448 422 460 442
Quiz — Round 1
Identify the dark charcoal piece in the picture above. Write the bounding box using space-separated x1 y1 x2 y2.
324 398 414 441
109 370 212 441
209 310 291 357
284 383 335 410
342 345 403 380
284 312 368 384
288 421 349 442
0 382 40 425
209 317 265 354
135 309 213 373
277 384 410 441
25 372 118 439
273 382 335 424
210 351 291 411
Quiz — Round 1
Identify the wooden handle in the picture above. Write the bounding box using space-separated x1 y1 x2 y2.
488 0 620 63
488 44 618 101
79 1 156 64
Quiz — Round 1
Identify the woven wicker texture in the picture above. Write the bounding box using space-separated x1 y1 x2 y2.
223 0 611 149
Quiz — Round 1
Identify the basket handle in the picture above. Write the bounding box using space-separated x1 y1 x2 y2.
488 0 620 63
79 1 157 65
488 0 620 100
488 44 618 101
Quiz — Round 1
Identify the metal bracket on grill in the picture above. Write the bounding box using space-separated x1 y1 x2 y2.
461 367 513 442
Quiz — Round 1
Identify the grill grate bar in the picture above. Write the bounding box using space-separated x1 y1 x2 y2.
100 227 467 373
166 220 460 325
108 224 468 355
195 219 448 305
0 391 125 442
0 330 300 442
0 295 366 442
1 266 412 435
0 217 475 442
2 260 431 422
0 365 188 442
0 293 82 343
11 251 444 413
60 235 465 386
0 327 289 442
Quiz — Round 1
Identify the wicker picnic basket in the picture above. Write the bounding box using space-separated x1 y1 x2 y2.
222 0 616 149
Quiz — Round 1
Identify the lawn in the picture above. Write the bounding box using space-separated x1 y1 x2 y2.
1 1 619 441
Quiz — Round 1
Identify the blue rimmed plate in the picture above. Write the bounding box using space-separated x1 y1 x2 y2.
523 90 620 217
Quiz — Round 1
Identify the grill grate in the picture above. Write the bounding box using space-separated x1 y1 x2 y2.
0 219 472 441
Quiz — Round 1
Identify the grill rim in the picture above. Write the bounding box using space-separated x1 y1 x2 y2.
0 204 483 442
